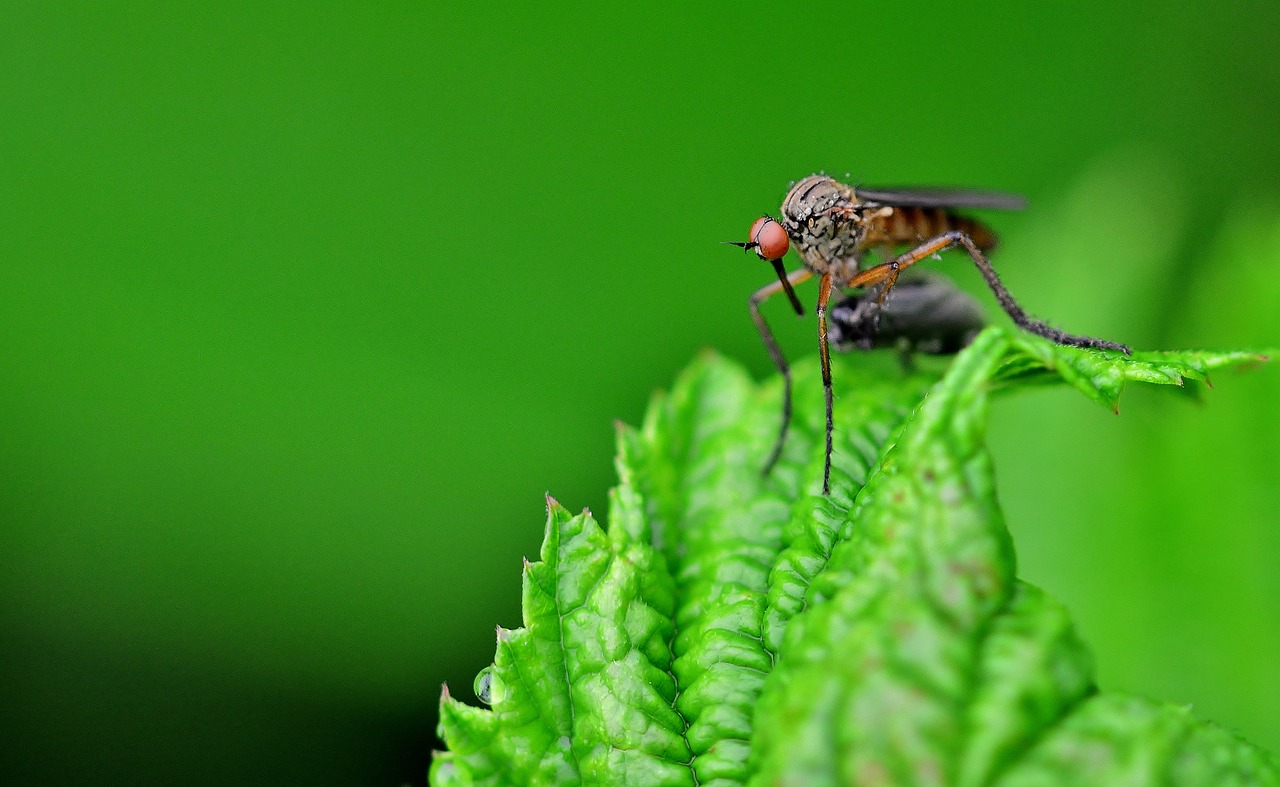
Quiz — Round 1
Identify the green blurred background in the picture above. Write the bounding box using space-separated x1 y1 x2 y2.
3 3 1278 784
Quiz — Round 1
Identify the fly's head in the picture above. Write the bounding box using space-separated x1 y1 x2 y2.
724 215 803 314
724 214 789 263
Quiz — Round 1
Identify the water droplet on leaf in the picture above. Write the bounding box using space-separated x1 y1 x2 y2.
473 667 505 705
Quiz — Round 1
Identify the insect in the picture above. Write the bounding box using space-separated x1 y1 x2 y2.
729 174 1130 495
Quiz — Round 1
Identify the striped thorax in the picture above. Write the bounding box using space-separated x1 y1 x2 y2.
779 175 877 286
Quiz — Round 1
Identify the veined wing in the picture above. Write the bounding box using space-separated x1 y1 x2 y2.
855 186 1027 211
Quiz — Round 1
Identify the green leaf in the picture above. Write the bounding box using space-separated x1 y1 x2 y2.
992 333 1270 411
434 328 1277 786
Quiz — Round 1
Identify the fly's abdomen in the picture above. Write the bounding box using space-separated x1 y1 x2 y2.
873 207 999 251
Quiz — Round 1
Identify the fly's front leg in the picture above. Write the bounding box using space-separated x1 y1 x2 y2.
849 231 1130 354
750 268 814 477
816 273 835 495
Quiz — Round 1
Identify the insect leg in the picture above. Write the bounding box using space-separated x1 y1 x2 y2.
750 268 815 477
849 231 1131 354
817 272 835 495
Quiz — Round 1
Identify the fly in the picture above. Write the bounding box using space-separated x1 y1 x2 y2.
728 174 1129 495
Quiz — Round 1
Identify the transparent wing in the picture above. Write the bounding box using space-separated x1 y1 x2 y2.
855 186 1027 211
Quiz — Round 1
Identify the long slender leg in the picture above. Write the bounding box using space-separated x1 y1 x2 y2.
750 268 814 477
848 231 1130 354
817 273 835 495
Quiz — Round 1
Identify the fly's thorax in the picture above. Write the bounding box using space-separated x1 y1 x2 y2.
780 175 867 280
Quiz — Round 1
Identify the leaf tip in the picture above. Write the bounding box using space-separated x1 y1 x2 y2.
496 624 510 642
440 682 452 701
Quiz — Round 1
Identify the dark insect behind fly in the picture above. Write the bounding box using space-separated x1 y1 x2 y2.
827 274 985 357
727 174 1130 495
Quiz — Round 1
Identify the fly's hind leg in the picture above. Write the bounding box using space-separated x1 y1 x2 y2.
750 267 814 478
848 231 1130 354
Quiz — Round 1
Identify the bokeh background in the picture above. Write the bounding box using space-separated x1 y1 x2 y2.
3 3 1279 784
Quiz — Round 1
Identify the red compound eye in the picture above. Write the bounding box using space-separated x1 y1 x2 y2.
748 216 789 261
